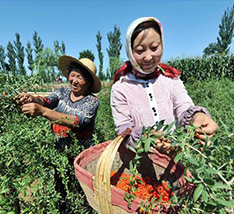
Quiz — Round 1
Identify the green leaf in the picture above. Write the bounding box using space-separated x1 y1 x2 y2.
212 182 232 191
205 168 221 175
193 184 204 202
162 124 169 132
202 190 208 203
215 198 234 208
155 120 165 131
137 148 144 154
174 153 183 163
163 121 175 133
135 154 141 160
144 138 150 153
129 160 133 170
6 159 13 167
128 146 136 153
147 126 152 134
21 208 30 214
184 175 193 182
219 209 227 214
187 154 199 166
204 178 215 186
0 188 10 194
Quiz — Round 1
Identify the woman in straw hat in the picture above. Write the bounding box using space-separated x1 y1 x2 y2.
16 56 101 211
16 56 101 148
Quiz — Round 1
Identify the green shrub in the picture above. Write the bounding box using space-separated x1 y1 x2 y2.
0 56 233 213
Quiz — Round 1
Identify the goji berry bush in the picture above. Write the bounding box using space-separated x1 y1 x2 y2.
0 71 234 213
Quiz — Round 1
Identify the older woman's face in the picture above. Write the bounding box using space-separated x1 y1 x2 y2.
68 70 89 95
132 28 162 73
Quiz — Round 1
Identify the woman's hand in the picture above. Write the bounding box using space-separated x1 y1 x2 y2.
15 93 34 105
150 130 177 158
21 103 45 117
192 112 219 146
154 137 177 158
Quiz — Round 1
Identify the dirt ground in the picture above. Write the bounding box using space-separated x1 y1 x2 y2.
28 83 69 96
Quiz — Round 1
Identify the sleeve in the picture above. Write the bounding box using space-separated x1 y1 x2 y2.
111 84 142 148
179 106 211 126
74 96 99 127
43 88 62 109
171 78 210 126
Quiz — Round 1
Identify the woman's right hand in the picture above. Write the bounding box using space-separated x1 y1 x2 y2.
15 93 34 105
21 103 45 117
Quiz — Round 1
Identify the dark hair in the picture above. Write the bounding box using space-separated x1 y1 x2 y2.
68 62 94 86
131 21 162 48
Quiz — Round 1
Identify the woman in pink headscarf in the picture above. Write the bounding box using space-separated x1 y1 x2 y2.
111 17 218 152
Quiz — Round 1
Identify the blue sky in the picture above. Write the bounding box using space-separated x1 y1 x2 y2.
0 0 234 74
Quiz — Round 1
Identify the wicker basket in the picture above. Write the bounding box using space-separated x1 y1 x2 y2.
74 136 193 214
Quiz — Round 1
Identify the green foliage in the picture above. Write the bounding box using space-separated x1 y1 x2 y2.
94 82 115 142
106 25 123 78
60 41 66 55
78 49 95 61
0 75 97 214
125 118 234 213
0 59 233 213
172 124 234 213
33 31 44 65
32 33 65 83
0 31 66 83
185 78 234 134
108 56 125 79
203 4 234 57
6 41 17 76
96 31 105 80
167 55 234 82
14 33 26 76
25 42 34 74
0 45 7 73
34 47 59 83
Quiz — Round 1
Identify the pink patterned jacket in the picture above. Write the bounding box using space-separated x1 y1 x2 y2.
111 73 209 147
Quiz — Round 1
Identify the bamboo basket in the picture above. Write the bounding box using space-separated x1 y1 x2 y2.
74 136 193 214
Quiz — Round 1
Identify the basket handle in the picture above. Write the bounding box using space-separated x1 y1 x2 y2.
94 135 124 214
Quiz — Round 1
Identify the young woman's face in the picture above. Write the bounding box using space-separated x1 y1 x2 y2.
68 70 89 95
132 28 162 73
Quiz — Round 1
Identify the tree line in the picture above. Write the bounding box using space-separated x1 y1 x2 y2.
0 31 66 83
0 4 233 83
0 24 123 83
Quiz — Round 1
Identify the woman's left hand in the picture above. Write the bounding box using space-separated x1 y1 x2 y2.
192 112 219 146
21 103 45 117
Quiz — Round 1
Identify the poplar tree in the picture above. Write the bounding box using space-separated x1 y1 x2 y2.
14 33 26 75
61 41 66 55
79 49 95 61
0 45 7 73
25 41 34 75
106 25 122 78
33 31 44 65
203 4 234 57
96 31 104 80
6 42 17 76
53 40 60 66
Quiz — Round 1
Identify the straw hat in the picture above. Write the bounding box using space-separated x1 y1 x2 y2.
58 55 101 93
